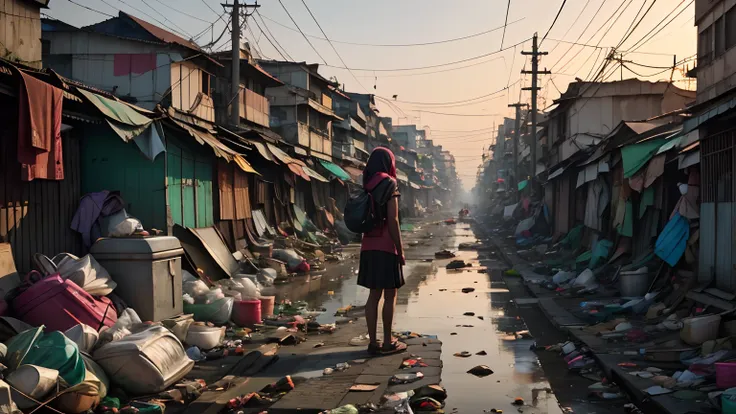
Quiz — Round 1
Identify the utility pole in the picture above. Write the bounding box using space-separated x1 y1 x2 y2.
508 103 527 201
222 1 260 127
521 33 550 188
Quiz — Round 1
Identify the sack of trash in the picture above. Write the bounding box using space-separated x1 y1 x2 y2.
33 253 117 296
217 278 260 301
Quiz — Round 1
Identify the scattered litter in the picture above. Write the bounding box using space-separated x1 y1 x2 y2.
390 372 424 385
645 386 673 396
462 287 475 293
476 350 487 355
478 316 485 320
447 260 470 270
512 398 524 406
454 351 472 358
349 384 379 392
450 332 457 335
314 342 325 348
435 250 456 259
505 269 520 276
402 358 428 368
467 365 494 377
464 312 476 316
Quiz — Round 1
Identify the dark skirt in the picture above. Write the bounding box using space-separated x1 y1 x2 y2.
358 250 405 289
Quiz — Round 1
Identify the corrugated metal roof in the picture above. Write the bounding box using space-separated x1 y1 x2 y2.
123 12 201 52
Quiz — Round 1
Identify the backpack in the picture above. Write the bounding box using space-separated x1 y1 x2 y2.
344 190 378 233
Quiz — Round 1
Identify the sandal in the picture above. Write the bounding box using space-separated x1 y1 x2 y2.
367 342 382 355
380 340 407 355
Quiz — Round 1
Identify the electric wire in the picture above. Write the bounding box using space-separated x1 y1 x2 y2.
65 0 115 17
501 0 512 49
255 10 295 61
540 0 568 46
257 13 526 48
277 0 327 64
321 38 530 72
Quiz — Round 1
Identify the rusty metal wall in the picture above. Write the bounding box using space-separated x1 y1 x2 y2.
0 110 82 273
699 128 736 292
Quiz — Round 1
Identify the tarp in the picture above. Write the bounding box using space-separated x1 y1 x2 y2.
576 158 610 188
518 180 528 191
622 139 667 178
679 150 700 169
617 200 634 237
343 165 363 183
655 212 689 266
319 160 351 181
78 88 167 161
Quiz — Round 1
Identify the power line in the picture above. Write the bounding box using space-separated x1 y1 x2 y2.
545 0 592 57
258 13 526 48
501 0 512 50
322 38 529 72
540 0 568 46
547 0 609 72
378 82 517 107
352 55 507 78
298 0 370 93
200 0 228 25
407 110 502 117
255 10 294 61
64 0 115 17
623 0 693 54
150 0 211 23
615 0 659 49
277 0 327 64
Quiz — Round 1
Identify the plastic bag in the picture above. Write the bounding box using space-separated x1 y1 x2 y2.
218 278 260 301
33 253 117 296
204 288 224 304
96 308 142 347
221 290 242 301
183 280 210 302
103 209 143 237
256 269 276 286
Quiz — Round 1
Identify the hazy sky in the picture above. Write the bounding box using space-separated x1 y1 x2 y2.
48 0 697 189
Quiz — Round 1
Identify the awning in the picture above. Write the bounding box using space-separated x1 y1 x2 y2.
343 165 363 183
302 165 329 182
169 118 258 174
308 99 344 121
621 139 667 178
293 146 308 156
547 166 566 181
396 169 409 184
243 138 276 163
77 87 165 161
267 143 297 165
655 136 682 155
319 160 351 181
683 94 736 134
232 155 259 174
288 163 310 181
576 157 610 188
679 151 700 169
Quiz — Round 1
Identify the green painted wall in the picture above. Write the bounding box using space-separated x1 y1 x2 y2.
166 135 214 228
80 126 167 231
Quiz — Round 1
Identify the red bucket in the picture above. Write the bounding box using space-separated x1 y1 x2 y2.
232 300 262 327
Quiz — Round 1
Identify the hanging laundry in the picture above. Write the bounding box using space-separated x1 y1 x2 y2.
17 70 64 181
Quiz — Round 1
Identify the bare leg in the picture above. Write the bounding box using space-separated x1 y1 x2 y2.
365 289 383 346
381 288 397 346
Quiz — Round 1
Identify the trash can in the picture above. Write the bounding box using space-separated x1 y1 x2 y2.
91 237 184 321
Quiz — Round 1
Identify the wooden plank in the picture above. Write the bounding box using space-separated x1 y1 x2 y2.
686 291 736 311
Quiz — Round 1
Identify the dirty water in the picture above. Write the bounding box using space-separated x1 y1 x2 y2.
264 222 563 413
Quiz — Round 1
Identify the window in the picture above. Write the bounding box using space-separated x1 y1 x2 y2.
727 6 736 49
716 17 725 57
201 72 210 96
699 26 714 66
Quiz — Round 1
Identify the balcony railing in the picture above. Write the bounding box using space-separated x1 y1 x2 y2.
239 87 270 128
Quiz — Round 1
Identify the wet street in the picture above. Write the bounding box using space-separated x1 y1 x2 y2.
262 217 617 413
